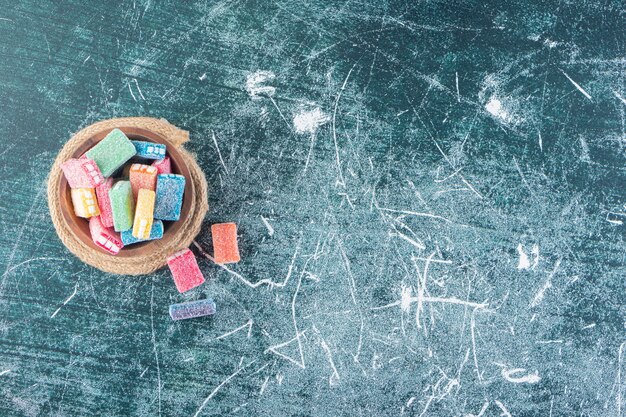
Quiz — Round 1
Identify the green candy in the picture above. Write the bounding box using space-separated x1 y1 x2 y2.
86 129 136 177
109 181 135 232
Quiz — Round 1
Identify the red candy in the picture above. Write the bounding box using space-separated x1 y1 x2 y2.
95 178 114 228
167 248 205 293
89 216 124 255
61 158 105 189
211 223 240 264
151 156 171 174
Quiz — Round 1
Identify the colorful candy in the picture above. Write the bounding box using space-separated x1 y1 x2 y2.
132 189 155 239
120 220 163 245
154 174 185 221
89 216 123 255
109 180 134 231
70 188 100 218
167 248 205 293
62 128 204 265
61 158 105 188
131 140 166 160
95 178 114 228
129 164 158 201
151 156 171 174
169 299 216 321
211 223 240 264
85 129 136 177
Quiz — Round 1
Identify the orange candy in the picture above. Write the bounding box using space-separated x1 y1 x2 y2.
70 188 100 218
211 223 240 264
129 163 157 201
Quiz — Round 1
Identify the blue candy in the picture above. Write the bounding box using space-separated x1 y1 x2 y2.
169 299 216 321
131 140 166 160
154 174 185 221
120 220 164 245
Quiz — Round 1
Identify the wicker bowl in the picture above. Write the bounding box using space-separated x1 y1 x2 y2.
48 118 208 275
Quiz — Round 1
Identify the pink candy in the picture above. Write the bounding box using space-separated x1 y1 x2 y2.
89 216 124 255
61 158 105 188
167 248 205 293
151 156 171 174
95 178 114 228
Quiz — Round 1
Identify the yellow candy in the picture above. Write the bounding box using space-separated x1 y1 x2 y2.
70 188 100 218
132 189 155 239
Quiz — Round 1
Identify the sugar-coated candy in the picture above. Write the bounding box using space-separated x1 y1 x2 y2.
85 128 136 177
211 223 240 264
120 220 163 245
151 156 171 174
131 140 166 160
70 188 100 218
109 180 135 231
89 216 123 255
154 174 185 221
129 164 158 201
95 178 114 228
167 248 205 293
132 189 155 239
61 158 105 188
169 299 216 321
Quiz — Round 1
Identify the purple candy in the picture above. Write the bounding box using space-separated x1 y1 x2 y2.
169 299 216 321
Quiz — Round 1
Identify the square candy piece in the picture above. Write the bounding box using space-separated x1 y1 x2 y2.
211 223 240 264
131 140 166 160
132 189 155 239
154 174 185 221
70 188 100 218
109 181 135 232
95 178 114 228
129 164 158 201
86 128 136 177
121 220 163 245
167 248 205 293
89 216 123 255
151 156 171 174
61 158 105 188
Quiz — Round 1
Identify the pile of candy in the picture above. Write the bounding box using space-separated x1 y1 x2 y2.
62 128 183 253
61 128 241 320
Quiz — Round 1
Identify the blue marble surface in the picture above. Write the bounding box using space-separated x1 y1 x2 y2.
0 0 624 416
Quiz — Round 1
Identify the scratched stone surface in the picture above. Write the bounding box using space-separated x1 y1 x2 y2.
0 1 625 416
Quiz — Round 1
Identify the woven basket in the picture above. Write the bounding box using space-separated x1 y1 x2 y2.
47 117 208 275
